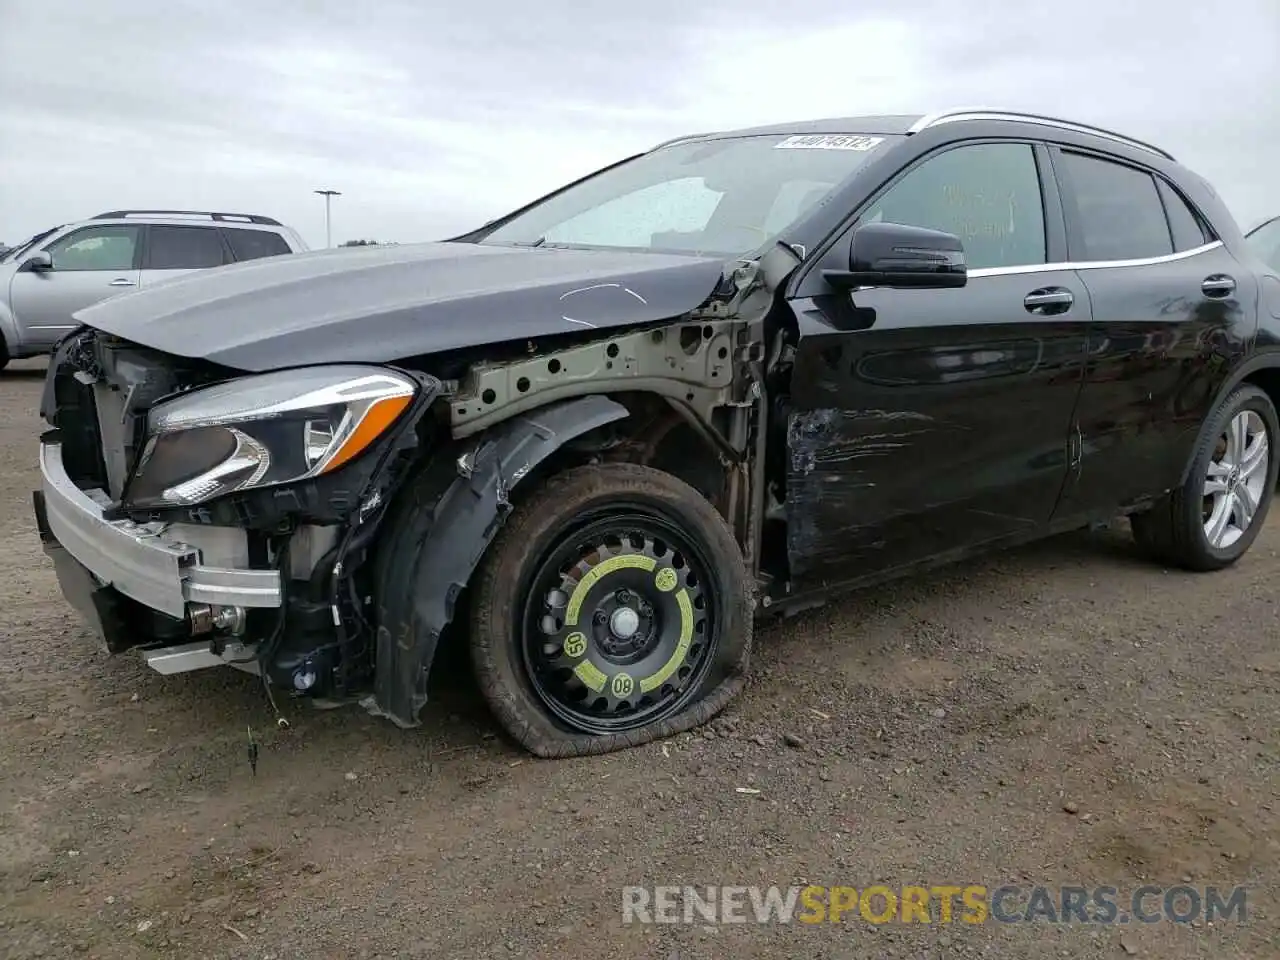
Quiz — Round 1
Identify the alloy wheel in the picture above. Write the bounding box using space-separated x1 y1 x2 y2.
1203 409 1269 549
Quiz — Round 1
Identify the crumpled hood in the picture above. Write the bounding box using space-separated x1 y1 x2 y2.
75 241 730 371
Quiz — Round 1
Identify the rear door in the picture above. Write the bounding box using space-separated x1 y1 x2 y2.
8 224 142 348
138 224 232 288
1048 148 1258 518
783 139 1092 588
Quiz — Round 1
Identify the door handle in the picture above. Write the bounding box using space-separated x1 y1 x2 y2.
1201 274 1235 298
109 278 136 287
1023 287 1074 315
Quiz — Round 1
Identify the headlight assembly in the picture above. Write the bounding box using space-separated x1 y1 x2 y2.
124 365 418 508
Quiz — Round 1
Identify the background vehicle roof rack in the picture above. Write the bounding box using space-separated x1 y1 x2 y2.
91 210 283 226
908 108 1175 161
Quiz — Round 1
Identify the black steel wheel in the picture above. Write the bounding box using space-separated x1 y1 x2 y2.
520 510 715 733
471 463 752 757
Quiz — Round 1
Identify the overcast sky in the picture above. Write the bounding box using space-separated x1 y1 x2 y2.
1 0 1277 248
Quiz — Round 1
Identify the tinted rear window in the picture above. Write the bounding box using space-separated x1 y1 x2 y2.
147 225 228 269
1060 151 1173 261
225 228 292 261
1157 179 1212 252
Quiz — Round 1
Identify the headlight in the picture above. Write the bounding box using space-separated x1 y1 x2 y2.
124 365 417 508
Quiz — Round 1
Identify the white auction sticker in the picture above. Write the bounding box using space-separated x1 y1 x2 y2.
774 134 885 151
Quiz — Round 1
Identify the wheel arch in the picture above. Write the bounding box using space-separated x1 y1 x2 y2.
0 299 19 362
1178 351 1280 486
368 394 632 728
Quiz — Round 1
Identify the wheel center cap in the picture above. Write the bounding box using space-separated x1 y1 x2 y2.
609 606 641 640
1228 466 1241 487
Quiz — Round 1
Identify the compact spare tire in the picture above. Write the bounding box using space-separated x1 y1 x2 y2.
1132 383 1278 570
470 463 753 758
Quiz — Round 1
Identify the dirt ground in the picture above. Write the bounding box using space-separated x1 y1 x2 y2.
1 357 1277 960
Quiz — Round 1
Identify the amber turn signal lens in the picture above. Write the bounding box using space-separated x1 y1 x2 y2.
320 393 412 474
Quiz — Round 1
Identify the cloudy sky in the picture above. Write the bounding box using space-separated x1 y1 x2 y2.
1 0 1277 248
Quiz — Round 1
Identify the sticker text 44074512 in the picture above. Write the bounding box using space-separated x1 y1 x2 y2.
774 134 885 151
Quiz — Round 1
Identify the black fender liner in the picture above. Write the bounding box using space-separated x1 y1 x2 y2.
366 394 630 728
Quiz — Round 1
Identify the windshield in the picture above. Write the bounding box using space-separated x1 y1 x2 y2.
478 133 899 258
1247 216 1280 271
1 225 62 263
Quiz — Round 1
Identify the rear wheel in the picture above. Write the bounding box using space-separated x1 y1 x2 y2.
470 463 752 757
1132 384 1278 570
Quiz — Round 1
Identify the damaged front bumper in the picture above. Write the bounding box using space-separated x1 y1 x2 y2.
34 327 446 706
34 439 280 670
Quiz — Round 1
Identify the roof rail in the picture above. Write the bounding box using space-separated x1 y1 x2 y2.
649 131 714 151
91 210 283 226
907 108 1175 161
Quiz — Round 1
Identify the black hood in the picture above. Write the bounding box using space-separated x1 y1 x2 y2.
75 241 731 371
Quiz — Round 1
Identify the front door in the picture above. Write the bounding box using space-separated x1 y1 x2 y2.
8 224 142 349
784 140 1091 588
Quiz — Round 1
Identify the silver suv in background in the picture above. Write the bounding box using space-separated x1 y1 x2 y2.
0 210 307 368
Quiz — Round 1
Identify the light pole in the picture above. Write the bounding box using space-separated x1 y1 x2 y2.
314 189 341 248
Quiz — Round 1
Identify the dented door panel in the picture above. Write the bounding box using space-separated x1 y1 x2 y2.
784 273 1091 587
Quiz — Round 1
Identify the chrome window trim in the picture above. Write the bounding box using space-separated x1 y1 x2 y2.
966 240 1222 279
908 109 1174 161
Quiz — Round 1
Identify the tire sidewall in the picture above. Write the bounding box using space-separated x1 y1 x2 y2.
471 464 751 755
1184 385 1279 565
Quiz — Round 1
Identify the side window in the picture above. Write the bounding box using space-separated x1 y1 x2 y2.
1247 217 1280 272
146 226 229 269
1059 152 1173 261
224 228 292 262
45 225 140 271
861 143 1046 271
1156 179 1212 252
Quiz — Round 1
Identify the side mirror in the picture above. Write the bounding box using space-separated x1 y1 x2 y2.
20 251 53 273
824 221 967 290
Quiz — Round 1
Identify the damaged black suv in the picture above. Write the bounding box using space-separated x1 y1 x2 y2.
33 109 1280 757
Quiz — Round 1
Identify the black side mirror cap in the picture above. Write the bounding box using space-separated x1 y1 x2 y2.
824 221 967 290
20 251 53 272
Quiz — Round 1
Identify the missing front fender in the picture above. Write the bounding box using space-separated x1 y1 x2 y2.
365 394 630 728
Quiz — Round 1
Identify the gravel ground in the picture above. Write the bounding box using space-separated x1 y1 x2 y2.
1 357 1277 959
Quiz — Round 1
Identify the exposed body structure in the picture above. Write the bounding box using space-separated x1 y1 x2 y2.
33 110 1280 757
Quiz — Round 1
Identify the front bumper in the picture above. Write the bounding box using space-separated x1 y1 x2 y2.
35 441 281 622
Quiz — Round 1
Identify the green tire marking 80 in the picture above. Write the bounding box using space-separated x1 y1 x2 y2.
610 673 635 698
